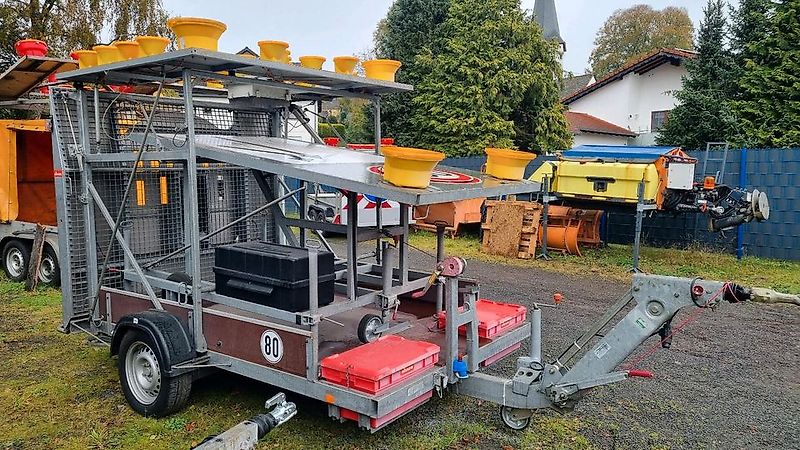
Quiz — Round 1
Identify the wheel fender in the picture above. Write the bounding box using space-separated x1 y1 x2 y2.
110 310 195 376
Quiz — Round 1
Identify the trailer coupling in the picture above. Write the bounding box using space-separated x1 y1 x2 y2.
456 274 764 430
193 393 296 450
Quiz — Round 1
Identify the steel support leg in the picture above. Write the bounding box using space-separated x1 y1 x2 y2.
399 204 409 284
632 181 645 273
435 223 445 315
183 70 207 352
538 177 551 260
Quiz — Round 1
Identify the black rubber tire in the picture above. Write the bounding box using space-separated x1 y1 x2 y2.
117 330 192 417
38 245 61 287
357 314 383 344
2 239 31 282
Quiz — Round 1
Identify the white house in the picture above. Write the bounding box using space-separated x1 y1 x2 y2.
562 48 697 146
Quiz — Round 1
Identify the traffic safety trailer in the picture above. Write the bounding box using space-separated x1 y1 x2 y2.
53 49 763 431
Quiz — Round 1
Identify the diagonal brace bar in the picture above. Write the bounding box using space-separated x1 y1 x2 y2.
87 182 161 309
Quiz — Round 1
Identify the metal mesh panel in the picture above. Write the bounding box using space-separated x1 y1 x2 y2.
51 88 277 324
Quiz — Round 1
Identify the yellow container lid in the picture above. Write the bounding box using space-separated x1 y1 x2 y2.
382 146 445 189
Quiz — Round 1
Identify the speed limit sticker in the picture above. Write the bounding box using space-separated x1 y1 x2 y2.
260 330 284 364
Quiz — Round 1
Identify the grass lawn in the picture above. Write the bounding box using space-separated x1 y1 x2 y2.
408 230 800 293
0 281 589 450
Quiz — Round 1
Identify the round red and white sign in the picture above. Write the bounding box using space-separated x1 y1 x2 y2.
368 166 481 184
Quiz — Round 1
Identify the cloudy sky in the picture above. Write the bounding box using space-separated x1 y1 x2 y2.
164 0 708 74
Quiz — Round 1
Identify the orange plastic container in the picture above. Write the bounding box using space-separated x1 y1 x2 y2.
74 50 98 69
93 45 123 65
299 55 325 69
167 17 227 51
113 41 141 60
333 56 359 75
258 40 289 62
381 146 445 189
484 148 536 180
437 299 527 339
135 36 170 56
320 335 439 395
362 59 401 81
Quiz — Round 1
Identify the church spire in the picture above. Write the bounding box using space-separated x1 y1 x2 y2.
533 0 566 52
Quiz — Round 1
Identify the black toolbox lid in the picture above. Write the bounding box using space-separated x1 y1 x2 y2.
214 241 334 284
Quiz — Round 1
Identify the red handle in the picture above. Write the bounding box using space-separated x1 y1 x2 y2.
627 369 654 378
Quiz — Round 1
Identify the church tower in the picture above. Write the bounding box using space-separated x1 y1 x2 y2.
533 0 566 54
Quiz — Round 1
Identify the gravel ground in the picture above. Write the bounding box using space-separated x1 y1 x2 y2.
336 239 800 449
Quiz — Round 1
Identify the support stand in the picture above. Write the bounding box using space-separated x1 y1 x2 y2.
537 176 552 260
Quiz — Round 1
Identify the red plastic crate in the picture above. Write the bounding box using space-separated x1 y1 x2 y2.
339 390 432 430
437 299 527 339
320 335 440 395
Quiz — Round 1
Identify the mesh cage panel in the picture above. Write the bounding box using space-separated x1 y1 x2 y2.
51 88 277 325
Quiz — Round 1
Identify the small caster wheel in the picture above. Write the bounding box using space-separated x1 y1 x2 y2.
500 406 531 430
357 314 383 344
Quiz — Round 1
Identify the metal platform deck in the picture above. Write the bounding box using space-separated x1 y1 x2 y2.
55 48 412 97
144 134 541 205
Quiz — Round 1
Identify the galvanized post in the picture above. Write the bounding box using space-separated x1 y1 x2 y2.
444 276 459 382
736 147 747 260
375 197 382 265
346 191 358 301
632 180 645 273
373 98 381 156
76 90 99 324
299 180 307 247
399 204 409 284
465 289 479 373
538 176 550 259
530 307 542 363
182 70 208 352
435 223 445 315
306 245 319 381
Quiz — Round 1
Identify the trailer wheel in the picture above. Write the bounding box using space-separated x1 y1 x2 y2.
357 314 383 344
38 246 60 287
3 240 30 282
500 406 531 430
118 330 191 417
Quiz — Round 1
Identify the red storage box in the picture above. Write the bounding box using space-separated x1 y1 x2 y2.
320 335 440 395
437 299 527 339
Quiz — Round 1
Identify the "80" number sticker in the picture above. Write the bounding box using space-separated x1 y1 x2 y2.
260 330 283 364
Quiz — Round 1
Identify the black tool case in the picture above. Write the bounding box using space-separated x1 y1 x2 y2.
214 242 335 312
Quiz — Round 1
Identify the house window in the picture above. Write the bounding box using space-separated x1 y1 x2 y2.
651 110 669 131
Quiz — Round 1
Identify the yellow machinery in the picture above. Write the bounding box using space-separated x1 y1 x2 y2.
531 146 696 208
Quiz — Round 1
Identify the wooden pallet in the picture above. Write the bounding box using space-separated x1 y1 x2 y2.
482 200 542 259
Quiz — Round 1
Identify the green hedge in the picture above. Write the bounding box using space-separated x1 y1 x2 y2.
318 123 346 138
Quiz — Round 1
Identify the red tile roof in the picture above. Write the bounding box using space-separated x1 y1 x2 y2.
565 111 636 137
562 48 697 104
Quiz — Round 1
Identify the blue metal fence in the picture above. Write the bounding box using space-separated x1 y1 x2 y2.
443 149 800 261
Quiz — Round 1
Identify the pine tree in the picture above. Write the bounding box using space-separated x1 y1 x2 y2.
657 0 735 149
409 0 570 156
731 0 800 147
374 0 450 145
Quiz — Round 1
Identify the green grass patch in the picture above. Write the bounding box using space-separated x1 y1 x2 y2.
0 279 591 449
408 230 800 293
